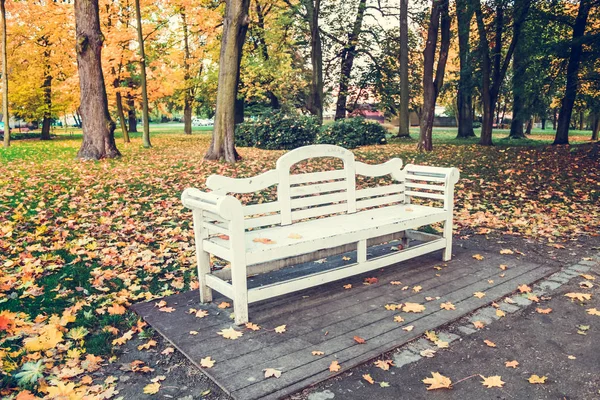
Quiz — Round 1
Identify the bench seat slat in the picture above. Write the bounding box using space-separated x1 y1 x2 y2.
405 190 445 200
404 182 445 191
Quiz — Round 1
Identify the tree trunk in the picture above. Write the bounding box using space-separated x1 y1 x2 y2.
398 0 410 138
115 91 129 142
525 117 533 135
1 0 9 148
541 118 546 130
74 0 120 160
302 0 323 124
127 94 137 132
204 0 249 162
41 49 52 141
334 0 367 120
134 0 151 147
509 32 526 139
579 110 584 130
455 0 475 139
552 108 557 130
591 115 599 141
554 0 591 145
181 11 193 135
419 0 450 152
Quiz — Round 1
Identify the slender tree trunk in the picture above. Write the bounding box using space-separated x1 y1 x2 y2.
1 0 9 148
555 0 591 145
579 110 584 130
419 0 450 152
552 108 557 130
525 118 533 135
334 0 367 120
302 0 323 123
509 32 526 139
41 48 52 141
134 0 151 147
398 0 410 137
456 0 475 138
74 0 120 160
181 11 193 135
127 94 137 132
115 91 129 142
591 115 599 141
204 0 249 162
541 118 546 130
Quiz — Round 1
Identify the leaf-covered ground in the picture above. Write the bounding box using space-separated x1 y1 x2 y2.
0 131 599 398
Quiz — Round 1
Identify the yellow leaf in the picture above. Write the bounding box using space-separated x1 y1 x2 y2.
500 249 514 254
288 233 302 239
505 360 519 368
484 339 496 347
343 284 352 289
374 359 393 370
385 304 399 311
274 325 286 333
393 316 405 323
435 340 449 348
253 237 276 244
473 321 485 329
195 310 208 318
496 309 506 318
402 303 425 313
528 374 547 384
137 340 157 350
143 382 161 394
245 322 260 331
107 303 126 315
311 350 324 356
23 325 64 352
586 308 600 316
200 356 215 368
536 307 552 314
413 285 422 293
473 254 484 260
217 302 230 309
423 372 452 390
580 274 595 281
363 374 375 384
217 327 243 340
518 284 532 293
158 307 175 313
565 293 592 302
264 368 281 378
329 360 341 372
390 281 402 285
481 375 505 388
402 325 414 331
473 292 486 299
425 331 439 343
189 331 198 335
440 302 455 310
499 264 508 270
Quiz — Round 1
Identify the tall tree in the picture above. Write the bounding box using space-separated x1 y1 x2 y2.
419 0 450 151
334 0 367 120
40 41 52 140
397 0 410 137
455 0 475 138
204 0 250 162
509 21 527 139
474 0 530 146
181 9 193 135
554 0 592 145
134 0 151 147
74 0 121 160
1 0 8 148
302 0 323 123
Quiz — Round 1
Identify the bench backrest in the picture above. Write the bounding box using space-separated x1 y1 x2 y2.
206 145 433 231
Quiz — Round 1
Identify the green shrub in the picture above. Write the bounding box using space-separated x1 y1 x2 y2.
315 117 387 149
472 121 482 128
235 111 319 150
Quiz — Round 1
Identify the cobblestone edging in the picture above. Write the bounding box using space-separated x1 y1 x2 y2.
389 254 600 370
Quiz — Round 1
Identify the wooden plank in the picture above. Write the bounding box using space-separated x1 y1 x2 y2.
243 202 280 216
355 158 403 177
229 263 551 399
244 214 281 230
207 169 278 194
289 181 347 197
405 190 446 200
290 203 348 221
289 170 345 184
404 182 445 191
290 192 347 209
355 184 404 199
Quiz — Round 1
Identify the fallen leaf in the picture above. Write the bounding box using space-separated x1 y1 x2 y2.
473 254 484 260
435 340 449 348
505 360 519 368
155 300 167 308
413 285 422 293
161 347 174 355
288 233 302 239
217 302 231 309
484 339 496 347
528 294 540 302
586 308 600 316
363 374 375 384
195 310 208 318
158 307 175 313
440 302 455 310
420 349 436 358
343 284 352 289
518 284 532 293
200 356 215 368
402 303 425 313
500 249 514 255
390 281 402 285
253 237 276 244
422 372 452 390
329 361 341 372
189 331 198 335
245 322 260 331
402 325 414 331
217 234 230 240
496 309 506 318
217 327 243 340
425 331 439 343
580 274 595 280
473 321 485 329
579 281 594 289
393 316 405 323
107 303 126 315
528 374 547 384
565 293 592 302
499 264 508 270
364 277 378 285
311 350 324 356
536 308 552 314
138 340 157 350
353 336 366 344
264 368 282 378
380 381 390 388
342 256 351 261
143 382 161 394
385 304 399 311
274 325 286 333
481 375 505 388
374 359 394 371
567 355 576 360
473 292 486 299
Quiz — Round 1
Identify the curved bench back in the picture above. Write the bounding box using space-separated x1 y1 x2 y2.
276 145 357 225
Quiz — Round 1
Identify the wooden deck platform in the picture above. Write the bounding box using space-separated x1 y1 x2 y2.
132 246 555 400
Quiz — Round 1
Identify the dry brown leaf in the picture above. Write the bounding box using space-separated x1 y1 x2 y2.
473 254 484 260
484 339 496 347
200 356 215 368
500 249 514 255
245 322 260 331
363 374 375 384
481 375 505 388
528 375 547 384
353 336 366 344
505 360 519 368
264 368 282 378
364 277 378 285
586 308 600 316
137 340 156 350
473 292 486 299
422 372 452 390
161 347 174 356
393 316 405 323
440 302 455 310
473 321 485 329
217 302 230 309
329 361 341 372
565 293 592 302
518 284 532 293
158 307 175 313
311 350 324 356
343 284 352 289
374 360 393 371
253 237 276 244
528 294 540 302
536 307 552 314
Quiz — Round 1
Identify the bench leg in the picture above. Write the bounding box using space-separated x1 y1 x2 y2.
231 260 249 325
193 211 213 303
443 218 453 261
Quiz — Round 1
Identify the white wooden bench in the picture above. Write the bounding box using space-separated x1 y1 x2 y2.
182 144 460 324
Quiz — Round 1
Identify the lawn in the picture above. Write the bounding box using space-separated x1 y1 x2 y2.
0 125 599 398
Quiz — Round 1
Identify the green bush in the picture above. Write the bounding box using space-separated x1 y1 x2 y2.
235 111 319 150
315 117 387 149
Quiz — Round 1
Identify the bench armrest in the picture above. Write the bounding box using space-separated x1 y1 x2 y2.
403 164 460 186
181 188 244 222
